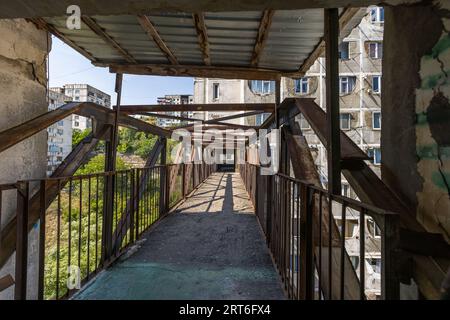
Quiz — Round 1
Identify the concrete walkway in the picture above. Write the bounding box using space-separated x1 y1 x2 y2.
75 172 285 300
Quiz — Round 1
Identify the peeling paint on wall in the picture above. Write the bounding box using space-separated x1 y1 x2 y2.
415 15 450 239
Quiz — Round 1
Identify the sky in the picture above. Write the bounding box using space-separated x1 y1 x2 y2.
48 37 194 105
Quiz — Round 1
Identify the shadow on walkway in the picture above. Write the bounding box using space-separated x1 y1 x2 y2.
75 172 285 300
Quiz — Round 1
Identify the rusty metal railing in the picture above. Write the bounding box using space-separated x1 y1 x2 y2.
0 162 215 300
239 163 399 300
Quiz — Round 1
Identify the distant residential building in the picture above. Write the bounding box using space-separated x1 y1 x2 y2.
47 90 73 176
50 84 111 130
156 94 194 128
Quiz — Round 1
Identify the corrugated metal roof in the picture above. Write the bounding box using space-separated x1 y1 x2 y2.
41 8 366 76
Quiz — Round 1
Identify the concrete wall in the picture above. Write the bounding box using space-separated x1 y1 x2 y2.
0 19 49 299
382 2 450 242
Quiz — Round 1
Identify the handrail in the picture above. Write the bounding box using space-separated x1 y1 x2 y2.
276 172 398 218
1 162 216 300
238 162 399 300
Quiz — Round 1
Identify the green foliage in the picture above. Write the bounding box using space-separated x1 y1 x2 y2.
72 129 91 147
75 154 130 176
118 128 158 159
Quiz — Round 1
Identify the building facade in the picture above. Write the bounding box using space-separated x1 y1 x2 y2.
156 94 194 127
50 84 111 130
193 7 385 298
47 90 73 176
193 78 273 126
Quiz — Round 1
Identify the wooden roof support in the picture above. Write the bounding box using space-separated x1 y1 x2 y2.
81 16 137 63
117 103 274 113
251 9 275 67
0 102 172 156
297 7 361 74
192 12 211 66
137 15 178 65
107 63 282 80
30 18 96 62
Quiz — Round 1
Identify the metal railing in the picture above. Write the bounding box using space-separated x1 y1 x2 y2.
239 163 399 300
0 162 215 300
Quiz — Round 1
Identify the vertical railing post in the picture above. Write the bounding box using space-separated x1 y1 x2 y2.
299 183 314 300
102 127 115 263
182 163 186 198
38 180 47 300
15 181 29 300
159 138 167 215
130 169 136 243
381 213 400 300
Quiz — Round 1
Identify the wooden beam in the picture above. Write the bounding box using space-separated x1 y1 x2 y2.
192 12 211 65
137 15 178 65
81 16 137 64
118 103 274 113
251 9 275 67
118 114 172 138
0 275 14 292
30 18 96 62
0 102 83 154
170 111 265 130
325 8 341 195
107 63 282 80
295 99 368 161
0 102 171 156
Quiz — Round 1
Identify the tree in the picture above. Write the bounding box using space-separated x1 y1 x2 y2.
76 154 130 175
72 129 91 147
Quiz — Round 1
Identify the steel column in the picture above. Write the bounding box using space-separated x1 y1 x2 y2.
324 8 341 195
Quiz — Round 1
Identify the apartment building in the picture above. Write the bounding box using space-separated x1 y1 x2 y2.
47 90 73 176
193 7 385 298
50 84 111 130
156 94 194 128
193 78 273 126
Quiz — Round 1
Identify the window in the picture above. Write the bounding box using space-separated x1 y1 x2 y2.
74 89 80 95
339 76 356 94
299 113 311 130
372 111 381 129
340 113 351 130
295 78 309 94
212 83 220 100
342 183 350 197
368 258 382 274
74 121 79 127
367 147 381 165
339 42 350 60
369 42 383 59
370 7 384 23
250 80 275 94
74 96 80 101
372 75 381 93
367 218 382 238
